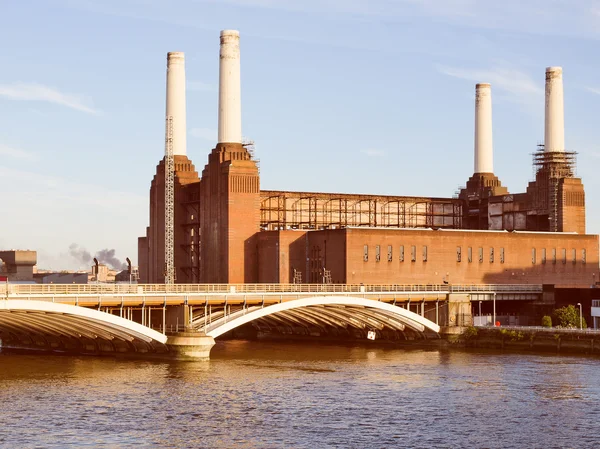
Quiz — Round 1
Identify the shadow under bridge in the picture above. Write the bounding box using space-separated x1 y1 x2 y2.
191 296 441 340
0 300 168 355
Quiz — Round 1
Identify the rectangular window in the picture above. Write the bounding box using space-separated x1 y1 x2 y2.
457 246 462 262
423 246 428 262
541 248 546 264
387 245 393 262
562 248 567 264
375 245 381 262
532 248 536 264
572 248 576 264
363 245 368 262
478 247 484 263
500 248 505 264
468 247 472 263
399 245 404 262
490 247 494 263
582 249 587 264
552 248 557 264
411 245 416 262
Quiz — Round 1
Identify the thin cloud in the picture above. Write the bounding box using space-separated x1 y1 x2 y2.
190 127 217 141
0 82 98 114
60 0 600 41
585 86 600 95
0 144 38 161
360 148 386 157
437 65 543 103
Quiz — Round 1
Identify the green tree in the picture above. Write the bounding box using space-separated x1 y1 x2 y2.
553 305 587 329
541 315 552 327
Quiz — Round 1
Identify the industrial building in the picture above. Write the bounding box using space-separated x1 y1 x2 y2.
138 30 598 286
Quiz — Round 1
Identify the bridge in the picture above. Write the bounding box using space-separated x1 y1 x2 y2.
0 283 542 359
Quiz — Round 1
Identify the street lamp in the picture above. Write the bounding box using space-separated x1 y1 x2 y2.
577 303 583 330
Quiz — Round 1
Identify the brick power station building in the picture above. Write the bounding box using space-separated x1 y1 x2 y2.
138 30 598 287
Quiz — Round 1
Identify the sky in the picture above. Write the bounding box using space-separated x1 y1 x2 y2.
1 0 600 270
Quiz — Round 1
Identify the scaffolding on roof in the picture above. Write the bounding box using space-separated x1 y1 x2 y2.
531 147 577 232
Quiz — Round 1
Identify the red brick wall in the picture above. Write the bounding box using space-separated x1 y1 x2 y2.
200 143 260 283
137 235 148 283
140 156 199 283
344 228 598 286
257 231 279 283
306 230 346 283
559 178 585 234
280 231 308 283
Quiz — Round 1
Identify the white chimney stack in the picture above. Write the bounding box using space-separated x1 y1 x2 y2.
218 30 242 145
474 83 493 174
165 52 187 156
544 66 565 153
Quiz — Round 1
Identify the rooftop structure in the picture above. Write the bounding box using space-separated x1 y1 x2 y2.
138 32 594 288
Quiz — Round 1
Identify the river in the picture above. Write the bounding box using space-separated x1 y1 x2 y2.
0 340 599 448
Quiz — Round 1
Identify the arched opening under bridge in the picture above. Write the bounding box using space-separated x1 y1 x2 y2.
193 296 440 341
0 300 168 355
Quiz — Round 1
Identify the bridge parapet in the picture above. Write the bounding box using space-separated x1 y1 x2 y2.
0 283 543 296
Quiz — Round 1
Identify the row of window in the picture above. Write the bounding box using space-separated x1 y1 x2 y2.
457 247 504 263
363 245 427 262
532 248 586 264
362 245 589 265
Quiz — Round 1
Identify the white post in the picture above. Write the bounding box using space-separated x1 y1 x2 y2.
218 30 242 144
166 52 187 156
474 83 494 173
544 67 565 153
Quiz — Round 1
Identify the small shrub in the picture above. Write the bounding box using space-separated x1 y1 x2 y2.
553 305 587 329
463 326 478 340
541 316 552 328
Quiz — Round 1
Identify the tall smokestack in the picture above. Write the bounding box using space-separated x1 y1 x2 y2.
544 66 565 153
218 30 242 144
474 83 493 174
166 51 187 156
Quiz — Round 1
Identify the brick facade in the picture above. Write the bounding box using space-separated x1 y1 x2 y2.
139 149 594 287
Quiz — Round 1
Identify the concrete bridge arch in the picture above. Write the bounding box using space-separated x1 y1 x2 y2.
195 296 440 339
0 300 168 354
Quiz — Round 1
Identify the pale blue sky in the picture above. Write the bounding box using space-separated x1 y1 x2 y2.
1 0 600 270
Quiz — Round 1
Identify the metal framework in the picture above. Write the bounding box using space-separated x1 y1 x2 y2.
260 191 462 231
179 185 200 283
195 296 441 338
531 147 577 232
164 116 175 284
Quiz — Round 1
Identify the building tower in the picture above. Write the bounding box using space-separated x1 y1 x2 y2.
528 67 585 233
199 30 260 283
138 52 200 283
459 83 507 229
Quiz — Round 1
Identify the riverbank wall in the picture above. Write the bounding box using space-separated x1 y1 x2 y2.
455 326 600 355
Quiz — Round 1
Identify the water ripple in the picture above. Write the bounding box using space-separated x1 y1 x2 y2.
1 343 599 448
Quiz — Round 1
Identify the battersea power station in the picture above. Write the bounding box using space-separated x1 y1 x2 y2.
138 30 598 287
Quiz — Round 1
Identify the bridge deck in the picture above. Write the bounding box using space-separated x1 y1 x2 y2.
0 284 542 308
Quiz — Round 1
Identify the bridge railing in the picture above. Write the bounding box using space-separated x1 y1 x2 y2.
0 283 543 296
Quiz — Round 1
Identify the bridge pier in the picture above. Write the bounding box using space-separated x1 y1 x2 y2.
440 294 473 334
161 305 215 359
165 332 215 360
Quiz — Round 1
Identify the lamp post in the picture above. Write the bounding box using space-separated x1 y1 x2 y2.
577 302 583 330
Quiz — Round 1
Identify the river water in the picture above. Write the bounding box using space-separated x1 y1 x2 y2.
0 340 599 448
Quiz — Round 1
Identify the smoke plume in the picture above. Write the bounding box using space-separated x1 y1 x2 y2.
95 248 127 271
69 244 127 270
69 243 92 265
